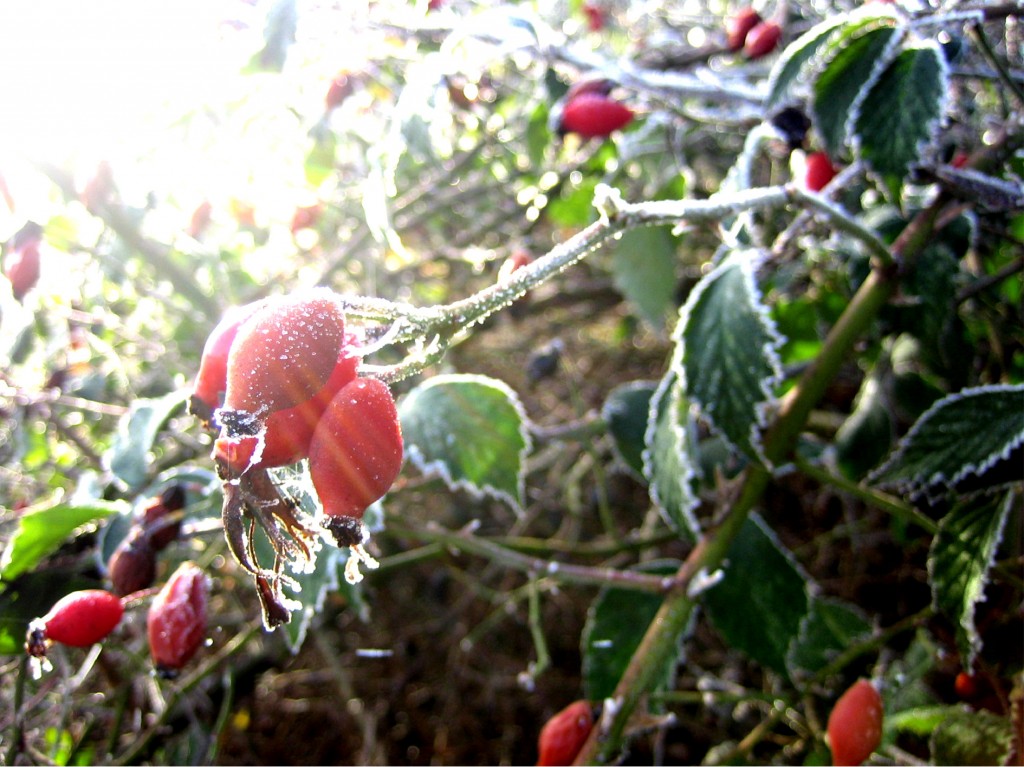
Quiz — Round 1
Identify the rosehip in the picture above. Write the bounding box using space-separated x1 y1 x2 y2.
537 700 595 766
214 334 361 473
147 561 208 677
325 72 354 111
140 484 187 551
290 204 323 234
804 151 838 192
223 289 347 420
187 200 213 238
583 3 605 32
309 378 403 546
190 299 269 425
954 670 979 700
108 530 158 596
559 93 634 139
727 7 763 52
743 20 782 59
827 679 883 766
26 590 124 656
3 222 42 302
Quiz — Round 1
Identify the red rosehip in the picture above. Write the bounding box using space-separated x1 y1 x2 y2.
290 204 323 234
187 201 213 239
4 222 43 302
214 335 361 473
804 151 838 192
223 289 347 420
108 530 158 596
190 299 269 425
951 151 969 169
537 700 595 766
309 378 403 547
743 20 782 59
954 671 979 700
727 7 763 52
827 679 883 766
583 3 605 32
559 93 634 139
147 562 208 677
325 72 354 111
26 590 124 656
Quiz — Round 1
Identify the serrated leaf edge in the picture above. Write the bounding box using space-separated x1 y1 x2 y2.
869 382 1024 494
641 371 702 539
785 595 874 680
679 249 784 464
601 379 659 481
401 373 533 515
851 40 950 187
926 491 1012 669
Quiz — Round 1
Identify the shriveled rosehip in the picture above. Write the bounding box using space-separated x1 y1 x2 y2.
727 7 763 52
190 299 269 425
827 679 883 766
141 484 187 551
214 335 361 473
26 589 124 656
4 222 42 302
108 530 158 596
559 93 634 139
223 289 346 420
147 561 208 677
537 700 595 766
805 151 838 192
309 378 403 547
744 20 782 59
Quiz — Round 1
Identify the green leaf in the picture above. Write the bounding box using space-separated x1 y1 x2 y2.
643 371 700 541
870 384 1024 497
106 391 188 491
929 709 1014 766
928 492 1012 668
399 374 531 512
854 42 949 199
602 381 657 479
835 367 893 479
0 501 127 587
305 130 337 187
608 226 677 330
812 24 900 158
786 596 872 678
886 706 957 738
678 249 783 460
765 13 852 109
703 514 811 677
581 561 682 703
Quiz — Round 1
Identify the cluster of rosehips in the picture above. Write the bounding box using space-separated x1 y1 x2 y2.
107 485 187 596
726 6 782 59
26 562 208 678
190 288 403 620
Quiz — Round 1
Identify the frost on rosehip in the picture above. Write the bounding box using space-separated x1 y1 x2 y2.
26 589 125 660
147 561 208 678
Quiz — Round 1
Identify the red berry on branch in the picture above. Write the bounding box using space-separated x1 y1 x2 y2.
726 7 763 52
3 222 43 302
187 200 213 239
537 700 595 766
309 377 403 547
141 484 188 551
559 93 634 139
190 299 269 425
290 204 324 234
147 562 208 677
827 679 883 766
804 151 839 192
325 72 354 111
743 20 782 59
26 590 124 656
223 289 347 420
583 3 605 32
